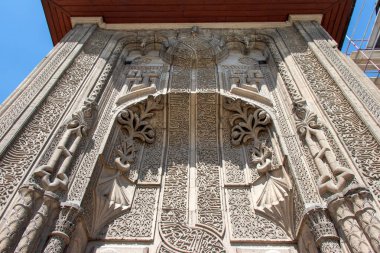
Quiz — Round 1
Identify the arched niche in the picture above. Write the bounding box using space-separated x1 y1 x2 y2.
75 91 298 253
67 29 316 253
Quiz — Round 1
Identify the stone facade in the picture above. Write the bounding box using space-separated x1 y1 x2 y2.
0 21 380 253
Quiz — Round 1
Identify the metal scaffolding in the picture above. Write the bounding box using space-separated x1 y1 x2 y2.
344 0 380 89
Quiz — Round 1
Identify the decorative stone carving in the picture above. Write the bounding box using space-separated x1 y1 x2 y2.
126 69 159 91
100 187 159 240
223 98 271 146
347 188 380 252
196 94 224 235
43 202 82 253
91 95 163 235
227 188 288 240
305 207 342 253
14 192 60 253
300 21 380 123
294 103 354 195
0 185 43 253
0 25 93 140
159 223 225 253
251 143 294 236
328 194 373 253
34 101 98 192
224 98 294 237
0 29 110 213
278 26 380 203
3 26 380 253
262 36 320 212
117 66 162 105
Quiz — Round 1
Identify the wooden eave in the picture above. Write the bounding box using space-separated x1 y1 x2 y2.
41 0 355 47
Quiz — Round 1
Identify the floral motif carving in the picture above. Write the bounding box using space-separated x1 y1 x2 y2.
92 96 163 234
33 101 98 192
251 143 294 236
292 48 380 199
223 98 271 146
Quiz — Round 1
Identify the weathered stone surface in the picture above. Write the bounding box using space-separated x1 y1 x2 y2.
0 23 379 253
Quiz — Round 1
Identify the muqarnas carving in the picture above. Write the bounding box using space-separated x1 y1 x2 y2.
91 95 163 235
224 98 294 237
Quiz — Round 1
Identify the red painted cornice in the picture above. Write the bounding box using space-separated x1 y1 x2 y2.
41 0 354 47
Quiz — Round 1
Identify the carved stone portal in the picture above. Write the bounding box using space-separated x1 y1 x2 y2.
1 26 380 253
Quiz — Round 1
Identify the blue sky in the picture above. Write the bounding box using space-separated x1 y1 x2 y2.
0 1 53 103
342 0 378 54
0 1 376 104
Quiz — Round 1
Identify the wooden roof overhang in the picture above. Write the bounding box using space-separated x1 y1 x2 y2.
42 0 355 47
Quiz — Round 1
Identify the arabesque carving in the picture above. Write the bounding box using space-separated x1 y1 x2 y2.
224 98 294 238
92 95 163 234
159 223 225 253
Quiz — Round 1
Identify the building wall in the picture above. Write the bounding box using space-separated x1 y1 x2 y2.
0 22 380 253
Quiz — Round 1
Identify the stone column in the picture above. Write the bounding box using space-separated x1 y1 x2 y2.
0 185 43 253
306 207 342 253
347 188 380 252
14 192 60 253
43 202 82 253
328 195 373 253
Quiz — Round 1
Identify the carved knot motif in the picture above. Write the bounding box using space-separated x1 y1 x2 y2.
294 103 354 195
33 102 98 192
